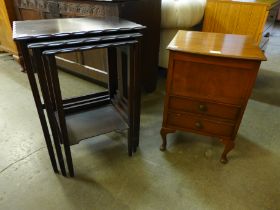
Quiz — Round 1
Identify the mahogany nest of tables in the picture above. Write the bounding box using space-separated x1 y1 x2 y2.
13 16 145 177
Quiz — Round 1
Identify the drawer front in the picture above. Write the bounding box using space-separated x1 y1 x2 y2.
171 59 254 105
169 97 240 120
167 112 235 137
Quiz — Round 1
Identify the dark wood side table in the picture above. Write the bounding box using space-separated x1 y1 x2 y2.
160 31 266 163
13 17 144 177
13 0 161 92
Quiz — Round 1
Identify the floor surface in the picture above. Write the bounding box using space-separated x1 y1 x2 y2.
0 25 280 210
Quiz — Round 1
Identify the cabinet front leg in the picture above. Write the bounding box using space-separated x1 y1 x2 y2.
160 127 175 151
220 139 235 164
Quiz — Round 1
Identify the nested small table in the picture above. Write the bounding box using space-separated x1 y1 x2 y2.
13 17 145 177
161 31 266 163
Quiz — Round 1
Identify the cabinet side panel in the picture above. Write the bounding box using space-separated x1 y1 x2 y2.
162 51 175 126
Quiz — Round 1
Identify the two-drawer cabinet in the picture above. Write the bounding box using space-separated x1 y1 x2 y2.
160 31 266 163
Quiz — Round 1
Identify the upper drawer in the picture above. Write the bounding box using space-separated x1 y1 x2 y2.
169 96 240 121
170 58 257 105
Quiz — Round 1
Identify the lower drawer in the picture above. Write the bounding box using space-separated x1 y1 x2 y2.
167 112 235 137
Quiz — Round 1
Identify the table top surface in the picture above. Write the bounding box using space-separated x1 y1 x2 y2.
13 17 145 41
168 30 266 61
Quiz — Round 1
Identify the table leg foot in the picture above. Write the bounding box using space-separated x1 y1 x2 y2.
220 139 235 164
160 128 175 151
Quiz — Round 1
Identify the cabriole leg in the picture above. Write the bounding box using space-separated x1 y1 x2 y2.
160 127 175 151
220 139 235 164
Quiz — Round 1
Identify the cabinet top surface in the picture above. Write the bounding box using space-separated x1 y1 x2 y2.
13 17 145 41
208 0 280 6
168 31 266 61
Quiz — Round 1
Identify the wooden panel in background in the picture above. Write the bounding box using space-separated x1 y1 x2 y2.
203 0 269 44
18 8 42 20
0 0 18 55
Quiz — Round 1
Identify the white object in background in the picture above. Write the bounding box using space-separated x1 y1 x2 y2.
161 0 206 29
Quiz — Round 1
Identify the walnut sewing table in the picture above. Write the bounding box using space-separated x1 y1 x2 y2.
160 31 266 163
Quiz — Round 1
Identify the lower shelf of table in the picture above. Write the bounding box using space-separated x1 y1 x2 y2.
64 104 128 145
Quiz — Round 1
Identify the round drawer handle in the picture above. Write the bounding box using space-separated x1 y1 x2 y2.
198 104 207 112
195 121 203 129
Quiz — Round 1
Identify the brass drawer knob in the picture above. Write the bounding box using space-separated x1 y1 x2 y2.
198 104 207 112
195 121 203 129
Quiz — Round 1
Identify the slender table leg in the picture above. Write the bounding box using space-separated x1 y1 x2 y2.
128 42 141 153
107 47 118 99
132 42 141 152
108 47 132 153
32 48 67 176
127 44 138 156
19 42 58 174
45 54 74 177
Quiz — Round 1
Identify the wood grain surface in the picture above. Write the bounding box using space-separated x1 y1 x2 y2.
168 30 266 61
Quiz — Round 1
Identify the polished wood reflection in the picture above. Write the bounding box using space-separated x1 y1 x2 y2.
167 30 267 61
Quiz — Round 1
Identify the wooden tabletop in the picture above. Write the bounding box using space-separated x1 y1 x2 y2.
13 16 145 41
167 30 267 61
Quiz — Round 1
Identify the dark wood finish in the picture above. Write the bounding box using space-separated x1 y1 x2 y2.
13 17 144 39
161 31 266 163
17 41 60 174
46 54 75 177
119 0 161 92
65 104 128 145
13 0 161 92
32 47 67 176
14 17 143 176
108 47 118 98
